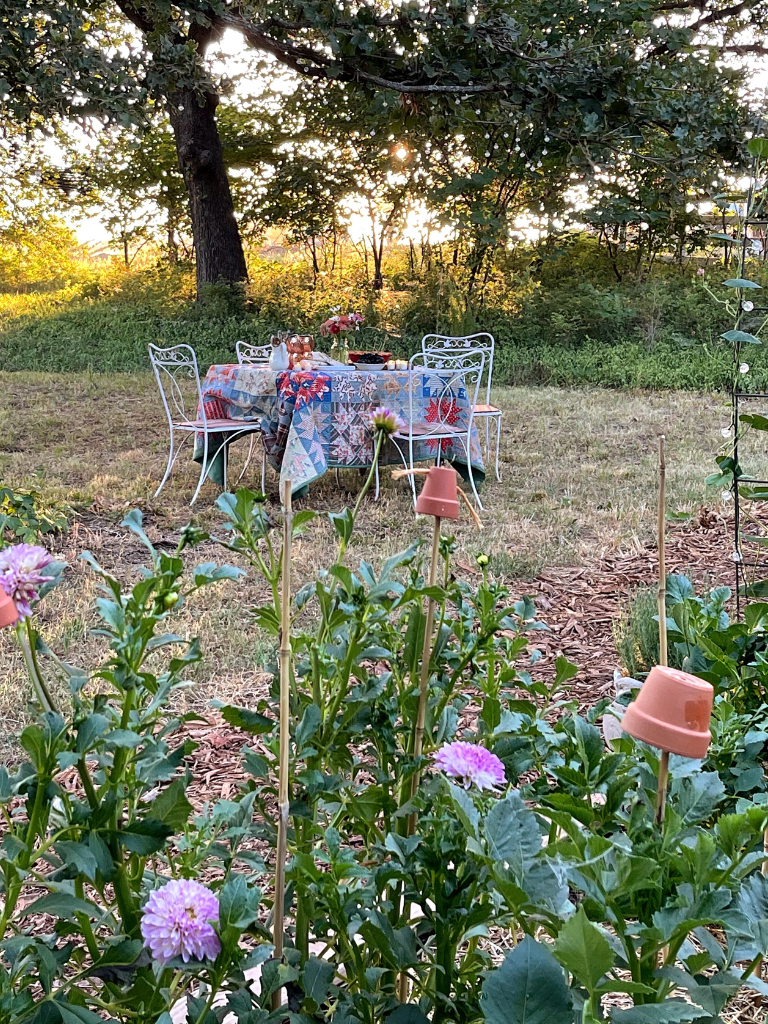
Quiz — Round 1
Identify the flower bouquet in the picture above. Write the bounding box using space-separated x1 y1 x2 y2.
319 309 364 362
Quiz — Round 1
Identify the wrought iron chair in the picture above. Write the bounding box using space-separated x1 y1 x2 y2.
421 333 502 482
236 340 272 364
391 348 486 511
235 341 271 489
149 343 263 505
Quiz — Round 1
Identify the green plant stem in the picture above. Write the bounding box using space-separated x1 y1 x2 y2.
17 621 56 713
339 429 385 562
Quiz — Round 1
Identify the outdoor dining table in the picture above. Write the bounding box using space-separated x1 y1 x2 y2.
195 363 485 497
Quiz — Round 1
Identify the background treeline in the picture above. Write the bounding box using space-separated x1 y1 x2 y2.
0 220 760 389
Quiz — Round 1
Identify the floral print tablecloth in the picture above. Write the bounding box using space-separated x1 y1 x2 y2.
195 364 484 496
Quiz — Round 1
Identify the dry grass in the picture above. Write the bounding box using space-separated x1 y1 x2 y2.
0 372 736 754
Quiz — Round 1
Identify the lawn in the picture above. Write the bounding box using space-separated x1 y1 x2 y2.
0 371 735 757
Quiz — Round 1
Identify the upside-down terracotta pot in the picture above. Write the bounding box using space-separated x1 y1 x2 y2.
621 665 714 758
0 589 18 629
415 465 460 519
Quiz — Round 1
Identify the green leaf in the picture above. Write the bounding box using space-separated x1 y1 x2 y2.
295 704 322 749
553 907 614 994
721 329 762 344
22 893 100 920
328 507 354 544
481 936 574 1024
672 772 725 825
55 841 99 881
386 1009 431 1024
150 778 193 829
193 562 244 586
219 873 259 931
748 137 768 158
484 790 543 877
56 1002 107 1024
302 956 336 1008
610 1004 707 1022
76 714 110 753
709 232 734 242
219 705 275 734
740 413 768 431
107 818 172 855
723 278 761 289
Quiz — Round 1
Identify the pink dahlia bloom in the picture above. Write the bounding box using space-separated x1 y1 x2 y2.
0 544 54 619
141 879 221 964
369 406 405 437
434 741 506 792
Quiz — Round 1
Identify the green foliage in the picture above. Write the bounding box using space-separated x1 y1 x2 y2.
0 485 70 544
614 585 685 679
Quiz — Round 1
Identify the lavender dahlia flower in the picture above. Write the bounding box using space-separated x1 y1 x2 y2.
141 879 221 964
434 741 506 792
369 406 405 437
0 544 54 619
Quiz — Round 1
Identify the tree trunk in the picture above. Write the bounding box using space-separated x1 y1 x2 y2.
168 87 248 296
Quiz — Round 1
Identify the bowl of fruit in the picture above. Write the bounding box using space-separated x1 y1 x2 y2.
347 351 392 366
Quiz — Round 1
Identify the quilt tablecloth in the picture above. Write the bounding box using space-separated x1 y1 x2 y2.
195 363 484 496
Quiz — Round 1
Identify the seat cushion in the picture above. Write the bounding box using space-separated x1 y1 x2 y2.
473 403 501 415
407 422 464 436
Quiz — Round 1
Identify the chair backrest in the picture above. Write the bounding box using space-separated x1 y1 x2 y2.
408 348 485 434
421 333 495 404
236 341 272 365
148 343 204 429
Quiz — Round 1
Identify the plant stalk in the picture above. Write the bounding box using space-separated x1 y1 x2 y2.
398 515 441 1004
657 434 667 669
273 478 293 1010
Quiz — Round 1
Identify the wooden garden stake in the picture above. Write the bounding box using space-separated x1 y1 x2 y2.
272 478 293 1009
656 435 669 825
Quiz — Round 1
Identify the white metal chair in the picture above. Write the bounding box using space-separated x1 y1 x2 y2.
236 340 272 364
421 333 502 481
149 343 264 505
390 348 486 511
235 341 270 490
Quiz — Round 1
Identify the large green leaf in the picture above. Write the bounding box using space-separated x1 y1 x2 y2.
481 937 574 1024
748 137 768 158
610 1003 706 1022
553 906 614 993
671 772 725 825
723 278 762 289
721 329 762 345
219 704 275 734
22 893 100 920
484 790 543 877
150 777 193 829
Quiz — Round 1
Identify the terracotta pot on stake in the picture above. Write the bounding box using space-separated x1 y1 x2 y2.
622 436 714 821
0 589 18 629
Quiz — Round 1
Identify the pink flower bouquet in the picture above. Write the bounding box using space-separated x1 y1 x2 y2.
319 311 364 336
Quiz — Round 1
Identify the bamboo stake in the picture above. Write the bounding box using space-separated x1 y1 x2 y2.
656 435 669 826
272 478 293 1010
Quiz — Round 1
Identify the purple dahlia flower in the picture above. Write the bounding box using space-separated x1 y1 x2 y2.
141 878 221 964
0 544 54 619
434 741 506 792
369 406 405 437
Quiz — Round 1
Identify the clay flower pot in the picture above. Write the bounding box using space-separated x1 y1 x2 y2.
0 589 18 629
416 466 460 519
621 665 714 758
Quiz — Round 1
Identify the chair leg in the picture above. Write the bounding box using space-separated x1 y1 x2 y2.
374 463 380 501
335 468 341 487
222 442 228 492
485 417 490 465
236 434 256 485
191 431 209 506
494 417 502 482
155 427 175 497
463 435 483 512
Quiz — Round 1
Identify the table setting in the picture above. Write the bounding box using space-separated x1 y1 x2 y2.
193 311 485 498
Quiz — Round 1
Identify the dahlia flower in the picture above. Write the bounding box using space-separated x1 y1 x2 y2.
0 544 54 619
369 406 405 437
141 878 221 964
434 741 506 792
